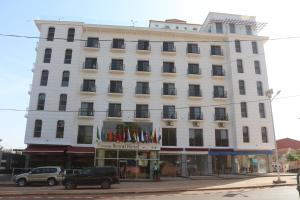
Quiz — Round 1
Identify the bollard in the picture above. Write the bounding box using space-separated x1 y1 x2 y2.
297 172 300 197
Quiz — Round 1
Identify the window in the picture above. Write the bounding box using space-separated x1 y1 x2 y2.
56 120 64 138
162 128 176 146
61 71 70 87
261 127 268 143
77 125 93 144
137 40 150 50
47 27 55 41
229 23 236 33
86 37 99 48
254 61 261 74
211 45 223 56
135 104 149 118
59 94 67 111
162 41 175 52
163 105 176 119
137 60 150 72
109 80 123 93
257 81 263 96
189 84 201 97
243 126 250 143
246 25 252 35
241 102 248 118
259 103 266 118
40 70 49 86
215 22 223 33
37 93 45 110
64 49 72 64
80 102 94 116
189 129 203 146
212 65 225 76
163 62 176 73
215 129 229 146
188 63 201 75
108 103 122 117
43 48 52 63
239 80 246 95
136 82 150 94
237 59 243 73
111 59 124 71
215 107 228 121
187 43 200 54
235 40 241 53
163 83 176 95
189 107 202 120
67 28 75 42
252 41 258 54
213 86 226 98
84 58 97 69
112 38 125 49
81 79 96 92
33 119 42 137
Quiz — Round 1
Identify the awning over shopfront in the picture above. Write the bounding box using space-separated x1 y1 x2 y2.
234 150 273 155
24 145 95 154
208 149 273 156
66 146 95 154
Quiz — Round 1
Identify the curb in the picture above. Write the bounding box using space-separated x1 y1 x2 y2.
0 183 296 197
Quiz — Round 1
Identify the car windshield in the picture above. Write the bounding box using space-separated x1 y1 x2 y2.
79 169 91 175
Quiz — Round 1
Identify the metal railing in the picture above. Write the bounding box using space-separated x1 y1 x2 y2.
78 108 94 117
189 112 203 120
162 88 177 96
134 110 150 118
162 111 177 119
214 114 229 121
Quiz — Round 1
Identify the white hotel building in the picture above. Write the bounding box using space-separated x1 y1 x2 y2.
24 12 275 178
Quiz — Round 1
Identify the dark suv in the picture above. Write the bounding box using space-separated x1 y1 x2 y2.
62 167 119 189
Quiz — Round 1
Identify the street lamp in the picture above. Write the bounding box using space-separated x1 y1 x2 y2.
266 89 286 184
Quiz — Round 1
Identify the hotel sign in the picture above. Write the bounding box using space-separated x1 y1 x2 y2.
96 142 160 151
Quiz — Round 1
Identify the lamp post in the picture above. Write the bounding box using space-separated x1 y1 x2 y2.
266 89 286 184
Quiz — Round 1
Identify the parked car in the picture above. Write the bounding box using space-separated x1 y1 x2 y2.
13 166 64 187
62 167 119 189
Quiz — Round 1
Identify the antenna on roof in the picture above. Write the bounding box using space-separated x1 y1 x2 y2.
131 20 138 27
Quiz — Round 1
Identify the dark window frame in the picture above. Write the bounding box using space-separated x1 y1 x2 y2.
189 129 203 146
67 28 75 42
59 94 67 111
61 71 70 87
241 102 248 118
56 120 65 138
40 70 49 86
33 119 42 138
162 128 177 146
77 125 93 144
243 126 250 143
47 27 55 41
37 93 46 110
64 49 72 64
215 129 229 147
43 48 52 63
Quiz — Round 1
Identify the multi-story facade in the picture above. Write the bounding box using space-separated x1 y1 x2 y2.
24 12 275 178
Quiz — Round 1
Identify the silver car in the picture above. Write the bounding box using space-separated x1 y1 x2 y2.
14 166 64 186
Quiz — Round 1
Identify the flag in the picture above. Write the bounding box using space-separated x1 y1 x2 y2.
123 128 126 142
158 129 162 144
141 129 144 142
101 128 105 141
127 128 131 142
108 130 113 142
151 129 154 143
153 128 157 143
136 130 140 143
96 126 101 142
146 129 150 143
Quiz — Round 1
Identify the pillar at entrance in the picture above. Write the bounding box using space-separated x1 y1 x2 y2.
207 155 213 175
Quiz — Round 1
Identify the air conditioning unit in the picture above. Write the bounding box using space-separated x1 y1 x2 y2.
192 121 200 127
218 122 225 128
166 121 174 126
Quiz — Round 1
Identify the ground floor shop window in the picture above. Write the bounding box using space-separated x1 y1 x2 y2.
187 155 208 176
235 155 269 174
212 155 232 174
160 154 182 177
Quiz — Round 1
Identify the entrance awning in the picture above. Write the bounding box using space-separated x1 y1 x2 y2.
66 146 95 154
234 150 273 155
23 145 67 153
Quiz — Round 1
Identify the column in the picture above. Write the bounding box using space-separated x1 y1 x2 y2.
181 154 188 177
207 155 213 175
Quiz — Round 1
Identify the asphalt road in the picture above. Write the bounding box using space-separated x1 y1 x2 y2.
0 186 298 200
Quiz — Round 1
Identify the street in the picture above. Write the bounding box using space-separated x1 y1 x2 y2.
0 186 298 200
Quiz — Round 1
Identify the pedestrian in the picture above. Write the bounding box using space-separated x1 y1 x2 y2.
153 162 159 181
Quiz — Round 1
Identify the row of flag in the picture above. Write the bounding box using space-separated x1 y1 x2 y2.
96 127 161 143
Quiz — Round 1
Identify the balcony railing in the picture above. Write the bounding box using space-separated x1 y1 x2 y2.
110 64 125 71
162 111 177 119
78 108 94 117
210 49 224 56
83 62 98 69
85 41 100 48
135 87 150 95
111 42 125 49
108 86 123 94
186 47 200 54
136 43 151 51
188 90 202 97
81 85 96 92
211 69 225 76
162 88 177 96
161 46 176 52
189 112 203 120
107 110 122 118
136 65 151 72
135 110 150 118
187 68 201 75
214 114 229 121
162 66 176 73
213 91 227 98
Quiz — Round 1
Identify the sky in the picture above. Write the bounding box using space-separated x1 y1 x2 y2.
0 0 300 149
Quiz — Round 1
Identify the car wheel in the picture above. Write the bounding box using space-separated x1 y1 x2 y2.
17 179 26 187
101 179 111 189
47 178 56 186
64 180 76 190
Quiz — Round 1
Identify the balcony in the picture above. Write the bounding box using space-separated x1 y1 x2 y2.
162 88 177 97
85 40 100 50
136 65 151 74
186 47 200 56
136 43 151 53
210 49 224 58
214 114 229 122
187 68 201 77
189 112 203 121
109 64 125 73
213 91 228 100
162 66 176 76
211 69 225 78
188 90 202 98
80 85 96 95
162 111 177 120
78 108 94 118
135 87 150 97
82 62 98 72
111 42 126 52
161 46 176 55
107 110 122 119
134 110 150 120
108 86 123 96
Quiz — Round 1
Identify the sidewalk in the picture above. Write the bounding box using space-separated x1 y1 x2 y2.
0 175 297 196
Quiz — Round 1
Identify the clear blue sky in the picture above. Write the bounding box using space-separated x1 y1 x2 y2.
1 0 300 149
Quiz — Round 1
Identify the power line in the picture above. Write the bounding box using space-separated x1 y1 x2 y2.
1 33 300 43
1 94 300 113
